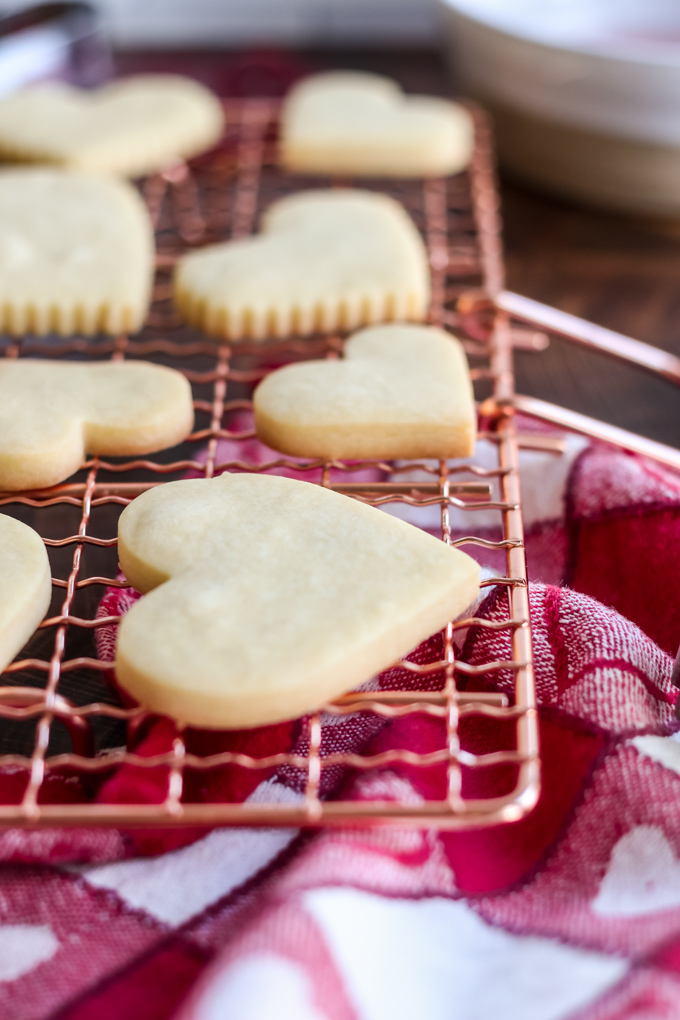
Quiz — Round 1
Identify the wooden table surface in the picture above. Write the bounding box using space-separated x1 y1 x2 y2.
504 181 680 448
117 45 680 447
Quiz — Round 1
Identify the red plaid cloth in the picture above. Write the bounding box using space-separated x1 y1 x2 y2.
2 427 680 1020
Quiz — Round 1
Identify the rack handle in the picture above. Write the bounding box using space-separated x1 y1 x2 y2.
512 394 680 472
496 290 680 386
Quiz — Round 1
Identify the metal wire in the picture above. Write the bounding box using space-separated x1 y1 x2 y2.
0 101 539 829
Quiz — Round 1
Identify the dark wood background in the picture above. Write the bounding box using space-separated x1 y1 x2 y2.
118 44 680 448
504 182 680 448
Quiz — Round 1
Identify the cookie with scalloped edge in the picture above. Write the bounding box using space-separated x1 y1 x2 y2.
254 323 476 459
281 71 473 177
0 75 224 177
0 360 194 491
0 168 154 335
0 514 51 674
175 189 430 340
115 473 480 728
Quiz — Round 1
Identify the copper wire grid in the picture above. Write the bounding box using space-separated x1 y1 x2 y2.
0 100 542 829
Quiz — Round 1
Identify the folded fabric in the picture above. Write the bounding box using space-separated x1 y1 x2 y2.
175 583 679 1020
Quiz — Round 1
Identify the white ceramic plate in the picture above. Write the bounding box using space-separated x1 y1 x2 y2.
440 0 680 212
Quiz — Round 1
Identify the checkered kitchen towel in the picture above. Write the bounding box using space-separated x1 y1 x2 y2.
2 423 680 1020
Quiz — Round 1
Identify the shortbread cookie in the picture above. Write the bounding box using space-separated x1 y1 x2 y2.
0 169 154 335
0 75 224 177
0 360 194 491
175 189 430 340
116 473 480 728
281 71 474 177
254 324 476 459
0 514 51 673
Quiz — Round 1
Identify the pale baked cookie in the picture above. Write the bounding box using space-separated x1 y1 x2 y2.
0 514 51 674
0 169 154 335
254 323 476 459
281 71 474 177
175 189 430 340
116 473 480 728
0 360 194 491
0 75 224 177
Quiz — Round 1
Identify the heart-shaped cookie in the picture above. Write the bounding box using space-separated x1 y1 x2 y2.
175 189 430 340
116 473 480 728
281 71 474 177
0 75 224 177
0 514 51 673
0 169 154 335
0 360 194 491
254 323 476 459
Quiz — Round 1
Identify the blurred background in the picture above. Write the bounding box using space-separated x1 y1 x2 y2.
0 0 441 47
0 0 678 447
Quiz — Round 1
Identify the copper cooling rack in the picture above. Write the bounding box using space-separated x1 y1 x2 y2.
0 100 541 829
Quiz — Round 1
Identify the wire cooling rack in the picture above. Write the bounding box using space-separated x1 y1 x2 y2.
0 100 541 829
